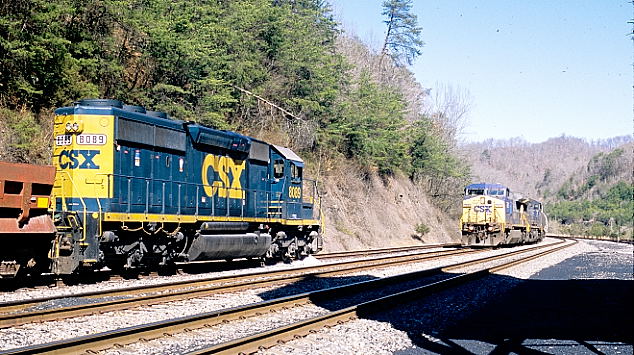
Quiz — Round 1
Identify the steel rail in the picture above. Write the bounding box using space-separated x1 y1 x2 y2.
314 243 460 259
0 248 482 328
0 239 573 355
190 239 577 355
0 243 462 314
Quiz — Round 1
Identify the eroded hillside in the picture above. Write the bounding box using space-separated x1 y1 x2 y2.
462 136 631 199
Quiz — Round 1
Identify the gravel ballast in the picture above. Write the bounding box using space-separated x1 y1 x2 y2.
262 239 632 355
2 238 630 354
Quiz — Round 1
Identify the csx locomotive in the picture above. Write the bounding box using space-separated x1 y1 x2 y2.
0 99 322 277
460 183 547 246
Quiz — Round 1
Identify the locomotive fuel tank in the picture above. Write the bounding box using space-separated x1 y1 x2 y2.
187 233 272 260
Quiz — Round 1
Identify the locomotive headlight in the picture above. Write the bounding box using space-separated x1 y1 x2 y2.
468 226 474 231
65 121 83 133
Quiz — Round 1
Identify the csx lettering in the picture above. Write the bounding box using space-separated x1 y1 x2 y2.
58 150 100 169
201 155 245 199
473 205 491 213
288 186 301 199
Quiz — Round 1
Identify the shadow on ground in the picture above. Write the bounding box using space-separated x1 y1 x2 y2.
259 272 633 354
258 274 380 300
388 276 634 354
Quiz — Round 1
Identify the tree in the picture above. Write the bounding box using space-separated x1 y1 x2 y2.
326 72 408 176
0 0 108 109
380 0 424 66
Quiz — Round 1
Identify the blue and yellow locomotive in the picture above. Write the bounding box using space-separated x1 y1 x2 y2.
460 183 547 247
47 99 322 274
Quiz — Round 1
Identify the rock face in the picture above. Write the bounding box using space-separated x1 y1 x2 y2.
319 171 459 252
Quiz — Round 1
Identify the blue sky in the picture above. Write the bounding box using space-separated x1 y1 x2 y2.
328 1 632 143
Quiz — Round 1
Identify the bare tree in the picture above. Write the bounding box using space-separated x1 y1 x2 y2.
423 84 472 143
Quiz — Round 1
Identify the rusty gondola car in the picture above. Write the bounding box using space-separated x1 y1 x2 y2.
0 162 56 277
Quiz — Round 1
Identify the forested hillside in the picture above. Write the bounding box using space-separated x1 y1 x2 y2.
463 136 629 197
464 137 633 239
1 0 469 247
3 0 627 244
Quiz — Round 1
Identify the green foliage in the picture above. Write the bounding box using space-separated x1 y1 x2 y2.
0 0 470 209
551 148 631 238
0 107 49 163
408 118 470 212
0 108 39 149
1 0 344 128
548 181 633 237
409 119 460 180
381 0 424 66
0 0 104 108
326 73 408 175
588 148 624 182
415 222 430 236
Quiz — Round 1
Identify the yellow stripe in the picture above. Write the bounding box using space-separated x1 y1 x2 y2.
103 212 319 226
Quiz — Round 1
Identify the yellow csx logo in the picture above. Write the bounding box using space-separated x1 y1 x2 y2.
201 155 245 199
288 186 302 199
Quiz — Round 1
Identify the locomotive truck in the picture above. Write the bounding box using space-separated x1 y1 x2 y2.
0 99 323 278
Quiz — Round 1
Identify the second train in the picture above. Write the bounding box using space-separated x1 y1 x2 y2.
460 183 547 247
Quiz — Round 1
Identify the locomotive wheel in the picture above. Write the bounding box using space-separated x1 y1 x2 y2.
157 264 177 276
61 274 80 286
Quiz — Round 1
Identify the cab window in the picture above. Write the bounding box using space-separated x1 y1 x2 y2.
291 163 302 180
467 189 484 196
274 159 285 179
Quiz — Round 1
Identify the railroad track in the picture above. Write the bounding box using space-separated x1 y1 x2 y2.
0 245 475 327
314 243 460 260
0 238 575 354
0 243 452 291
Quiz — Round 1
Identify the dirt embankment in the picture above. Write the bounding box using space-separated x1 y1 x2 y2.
318 168 460 252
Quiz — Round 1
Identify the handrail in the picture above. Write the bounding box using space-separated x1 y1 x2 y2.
106 173 321 223
93 173 110 238
56 170 88 244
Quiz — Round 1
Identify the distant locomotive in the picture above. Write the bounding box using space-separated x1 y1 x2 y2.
0 99 322 277
460 183 547 247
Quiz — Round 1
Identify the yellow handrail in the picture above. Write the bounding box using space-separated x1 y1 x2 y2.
56 170 88 244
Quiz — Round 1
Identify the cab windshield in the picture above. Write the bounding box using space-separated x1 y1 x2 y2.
466 189 485 196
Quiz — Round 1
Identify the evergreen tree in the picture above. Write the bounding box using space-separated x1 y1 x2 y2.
327 72 408 175
0 0 471 210
380 0 424 66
